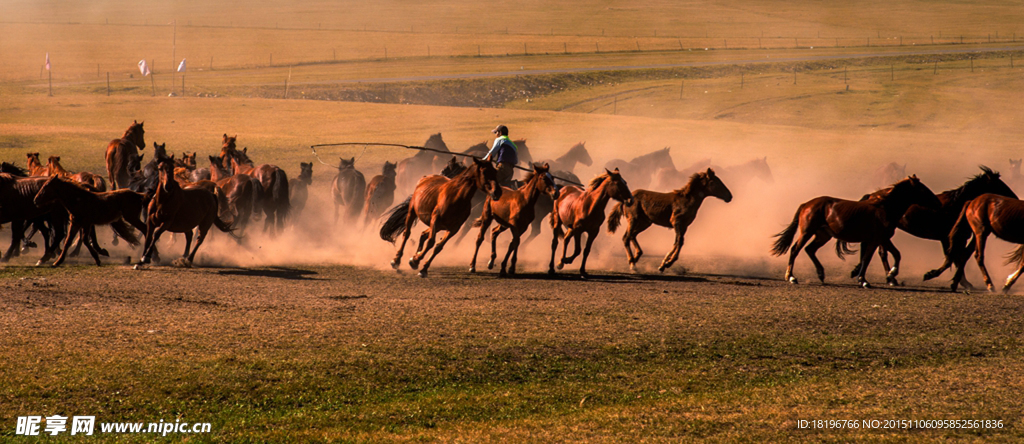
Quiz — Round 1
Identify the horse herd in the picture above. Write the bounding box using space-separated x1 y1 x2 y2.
4 121 1024 293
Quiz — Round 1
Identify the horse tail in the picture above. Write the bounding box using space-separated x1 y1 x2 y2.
250 177 265 217
607 201 624 233
272 168 290 220
1006 245 1024 266
214 216 235 233
379 196 412 243
110 219 140 247
834 240 857 260
771 211 801 256
948 205 973 260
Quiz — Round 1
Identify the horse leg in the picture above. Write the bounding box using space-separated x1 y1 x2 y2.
498 227 516 276
972 229 995 292
578 231 599 279
51 223 80 267
22 223 40 253
803 232 831 284
508 229 524 275
882 239 901 286
181 229 194 259
658 223 688 273
558 228 578 269
856 242 879 288
81 225 104 266
187 225 212 264
409 228 432 270
622 218 649 271
470 216 492 273
3 220 24 262
418 230 452 278
784 227 815 284
549 223 563 275
88 226 108 257
490 226 508 271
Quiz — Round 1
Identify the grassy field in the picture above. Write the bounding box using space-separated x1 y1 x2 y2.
4 0 1024 441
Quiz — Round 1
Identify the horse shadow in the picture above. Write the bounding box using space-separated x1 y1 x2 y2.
215 266 324 281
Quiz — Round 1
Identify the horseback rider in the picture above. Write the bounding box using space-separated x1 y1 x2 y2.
483 124 518 187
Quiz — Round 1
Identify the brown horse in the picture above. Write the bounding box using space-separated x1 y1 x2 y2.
947 194 1024 292
604 147 674 190
26 153 48 176
32 176 145 266
379 157 502 277
332 157 366 225
105 120 146 190
0 173 71 263
222 138 289 235
549 169 634 277
362 161 397 227
395 133 452 193
771 176 941 287
608 168 732 272
208 156 255 234
846 166 1017 285
289 162 313 220
137 158 234 267
470 163 559 276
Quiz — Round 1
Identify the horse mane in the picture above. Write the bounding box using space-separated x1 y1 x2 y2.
0 162 27 176
943 166 1005 206
588 173 609 190
631 147 671 164
123 121 142 138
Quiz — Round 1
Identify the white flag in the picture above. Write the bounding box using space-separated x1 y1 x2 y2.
45 53 50 71
177 59 186 73
138 59 150 76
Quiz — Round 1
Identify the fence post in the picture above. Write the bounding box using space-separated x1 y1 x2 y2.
679 80 684 99
106 72 110 96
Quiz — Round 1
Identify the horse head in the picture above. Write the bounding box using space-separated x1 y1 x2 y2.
126 120 146 150
529 162 559 200
383 161 398 178
603 168 633 205
893 175 941 209
472 157 502 200
701 168 733 203
424 133 449 152
153 142 168 161
513 139 533 164
441 156 466 178
339 157 356 170
298 162 314 184
978 165 1018 199
156 156 177 191
26 152 42 168
573 142 593 166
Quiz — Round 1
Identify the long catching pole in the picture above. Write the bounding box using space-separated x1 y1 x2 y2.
310 142 584 186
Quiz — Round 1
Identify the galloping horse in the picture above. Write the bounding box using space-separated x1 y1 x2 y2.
608 168 732 272
0 173 67 264
32 176 145 266
549 169 633 277
604 147 674 190
538 142 592 177
221 136 289 235
105 121 146 190
289 162 313 220
771 176 941 287
844 167 1017 285
208 155 256 234
395 133 452 193
380 158 502 277
362 161 397 227
946 194 1024 292
332 157 366 225
137 158 234 266
470 163 559 276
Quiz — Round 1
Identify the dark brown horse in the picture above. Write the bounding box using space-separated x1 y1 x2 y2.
105 121 146 190
32 176 145 266
549 169 633 277
470 163 559 276
395 133 452 193
0 173 67 264
332 157 366 225
289 162 313 220
380 158 502 277
208 156 256 235
947 194 1024 292
137 158 234 267
771 176 941 287
222 137 289 235
608 168 732 272
845 167 1017 285
362 161 397 227
604 147 674 190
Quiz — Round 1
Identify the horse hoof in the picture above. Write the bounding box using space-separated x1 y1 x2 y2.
629 263 637 272
580 273 589 280
390 259 400 270
98 249 110 257
418 270 428 278
469 266 476 273
658 266 666 273
556 262 564 270
408 259 420 270
499 270 507 278
923 271 939 281
861 281 871 289
788 276 798 284
487 259 495 270
547 269 556 276
133 264 143 270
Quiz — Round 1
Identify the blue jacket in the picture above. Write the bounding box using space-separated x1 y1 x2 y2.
486 136 518 165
